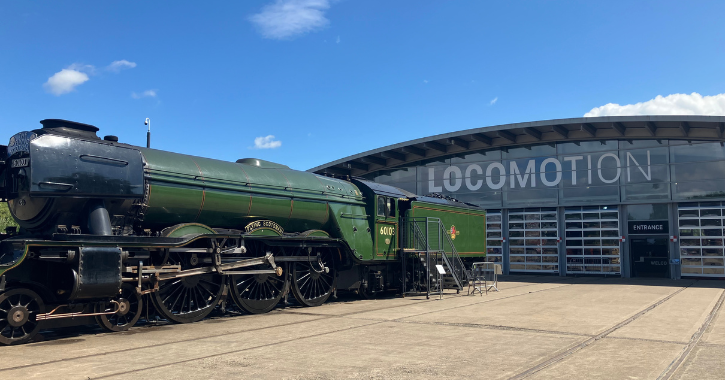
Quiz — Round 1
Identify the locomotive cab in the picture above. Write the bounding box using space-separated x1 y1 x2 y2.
351 179 416 260
375 195 398 258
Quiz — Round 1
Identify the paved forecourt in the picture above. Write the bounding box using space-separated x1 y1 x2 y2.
1 276 724 379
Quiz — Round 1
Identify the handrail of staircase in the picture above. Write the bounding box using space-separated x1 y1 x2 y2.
439 221 472 287
407 217 443 295
402 217 471 292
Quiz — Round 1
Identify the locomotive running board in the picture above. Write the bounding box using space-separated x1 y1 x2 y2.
41 233 242 247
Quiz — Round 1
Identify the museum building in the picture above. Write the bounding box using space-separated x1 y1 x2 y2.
309 116 725 279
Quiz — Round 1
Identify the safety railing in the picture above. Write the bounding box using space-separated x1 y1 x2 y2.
401 217 470 296
440 223 471 288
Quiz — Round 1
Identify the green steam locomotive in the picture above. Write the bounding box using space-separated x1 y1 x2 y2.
0 119 486 345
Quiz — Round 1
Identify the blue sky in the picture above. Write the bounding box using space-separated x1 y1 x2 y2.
1 1 725 170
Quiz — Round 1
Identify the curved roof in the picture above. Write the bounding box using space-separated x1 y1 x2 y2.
309 115 725 177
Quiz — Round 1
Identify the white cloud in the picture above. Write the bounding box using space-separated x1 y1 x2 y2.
584 92 725 117
250 0 331 40
107 60 137 72
423 79 428 84
253 135 282 149
43 68 90 95
132 89 157 99
336 35 340 44
489 97 498 105
67 63 96 74
43 59 136 96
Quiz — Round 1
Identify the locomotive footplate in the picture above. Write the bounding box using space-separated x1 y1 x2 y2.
48 233 242 247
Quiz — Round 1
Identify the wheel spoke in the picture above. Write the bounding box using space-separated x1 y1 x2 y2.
169 286 185 311
236 276 253 288
319 275 331 289
163 282 184 304
252 280 261 300
297 272 312 290
263 282 274 299
181 289 190 313
268 274 282 283
194 286 205 307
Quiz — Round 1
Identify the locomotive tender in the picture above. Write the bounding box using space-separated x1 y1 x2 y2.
0 119 486 345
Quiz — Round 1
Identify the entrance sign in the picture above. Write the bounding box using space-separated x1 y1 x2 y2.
628 221 669 235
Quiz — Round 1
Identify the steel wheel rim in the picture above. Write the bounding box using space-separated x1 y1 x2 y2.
230 266 287 314
152 274 223 323
0 288 44 345
151 252 224 323
291 250 335 307
96 284 143 332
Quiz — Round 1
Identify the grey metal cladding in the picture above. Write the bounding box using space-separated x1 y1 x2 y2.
309 116 725 176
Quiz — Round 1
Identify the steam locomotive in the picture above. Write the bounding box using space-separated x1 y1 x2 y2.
0 119 486 345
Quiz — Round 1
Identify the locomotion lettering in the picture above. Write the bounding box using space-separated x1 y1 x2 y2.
245 220 285 235
428 150 652 192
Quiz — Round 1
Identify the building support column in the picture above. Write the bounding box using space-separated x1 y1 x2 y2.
502 208 510 275
670 202 681 280
558 206 567 276
621 204 631 278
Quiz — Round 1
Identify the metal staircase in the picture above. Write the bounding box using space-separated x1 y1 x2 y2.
401 217 472 298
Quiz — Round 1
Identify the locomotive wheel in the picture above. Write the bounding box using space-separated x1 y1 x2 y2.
151 252 224 323
230 265 287 314
95 284 143 332
290 248 336 307
229 243 287 314
0 288 44 345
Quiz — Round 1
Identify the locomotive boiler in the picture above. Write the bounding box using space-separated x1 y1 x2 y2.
0 119 486 345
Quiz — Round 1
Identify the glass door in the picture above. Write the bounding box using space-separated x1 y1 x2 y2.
630 237 670 277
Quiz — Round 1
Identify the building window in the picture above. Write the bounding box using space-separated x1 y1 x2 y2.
678 202 725 277
508 208 558 273
565 206 621 274
485 210 503 263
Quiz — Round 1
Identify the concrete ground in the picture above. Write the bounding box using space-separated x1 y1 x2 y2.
1 276 724 380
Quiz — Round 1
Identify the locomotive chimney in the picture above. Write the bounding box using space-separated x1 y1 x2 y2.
87 200 112 236
39 119 100 140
